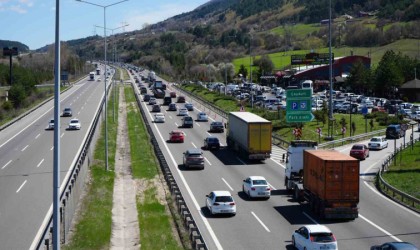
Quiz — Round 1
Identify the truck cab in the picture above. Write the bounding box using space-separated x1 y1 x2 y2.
285 141 317 190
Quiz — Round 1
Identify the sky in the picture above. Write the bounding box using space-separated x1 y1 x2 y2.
0 0 209 50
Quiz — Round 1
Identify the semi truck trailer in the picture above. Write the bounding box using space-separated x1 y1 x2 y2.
226 112 272 160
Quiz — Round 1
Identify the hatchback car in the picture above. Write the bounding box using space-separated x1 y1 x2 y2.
182 116 194 128
177 96 186 103
350 144 369 160
169 130 185 143
148 97 157 105
197 112 208 122
151 104 161 112
68 118 81 130
368 136 388 150
154 113 165 123
209 121 224 133
292 225 337 250
371 242 418 250
168 103 177 111
242 176 271 199
62 107 72 117
143 94 151 102
183 148 204 169
185 103 194 111
206 191 236 216
203 136 220 150
178 108 189 116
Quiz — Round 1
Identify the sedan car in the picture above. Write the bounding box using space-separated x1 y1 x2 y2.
170 91 177 98
183 148 204 169
350 144 369 160
154 113 165 123
48 119 55 130
178 108 189 116
368 136 388 150
182 116 194 128
168 103 177 111
209 121 224 133
169 130 185 143
151 104 161 112
68 118 81 130
62 107 72 117
148 97 157 105
242 176 271 199
143 94 151 102
206 191 236 216
203 136 220 150
197 112 208 122
177 96 186 103
185 103 194 111
292 225 337 250
371 242 418 250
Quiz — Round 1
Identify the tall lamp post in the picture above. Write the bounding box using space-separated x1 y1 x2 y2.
327 0 334 139
76 0 128 171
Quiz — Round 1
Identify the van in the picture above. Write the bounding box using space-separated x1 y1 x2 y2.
386 124 405 139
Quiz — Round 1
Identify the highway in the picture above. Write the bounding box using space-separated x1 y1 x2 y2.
0 68 108 249
132 70 420 249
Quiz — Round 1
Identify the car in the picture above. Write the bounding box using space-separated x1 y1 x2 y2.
371 106 386 113
148 97 157 105
185 103 194 111
62 107 72 117
154 113 165 123
350 144 369 160
209 121 224 133
197 112 208 122
48 119 55 130
68 118 81 130
151 104 161 112
242 176 271 199
183 148 205 169
170 91 177 98
178 108 189 116
177 96 186 103
97 78 101 81
386 124 405 139
140 86 147 94
182 116 194 128
205 191 236 216
169 130 185 143
368 136 388 150
371 242 419 250
203 136 220 150
168 103 178 111
292 225 337 250
163 96 172 105
143 94 151 102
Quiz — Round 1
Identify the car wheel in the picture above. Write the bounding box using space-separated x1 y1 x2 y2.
248 190 252 198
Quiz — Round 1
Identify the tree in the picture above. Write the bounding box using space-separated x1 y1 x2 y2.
8 84 26 108
345 60 373 95
238 64 248 80
374 50 405 98
254 55 274 80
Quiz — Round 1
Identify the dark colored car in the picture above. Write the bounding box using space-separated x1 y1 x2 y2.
177 96 186 103
204 136 220 150
151 104 161 112
170 91 177 98
62 107 72 117
140 86 147 94
163 96 172 105
386 124 405 139
168 103 177 111
182 116 194 128
183 148 205 169
371 242 418 250
143 94 151 102
350 144 369 160
210 121 224 133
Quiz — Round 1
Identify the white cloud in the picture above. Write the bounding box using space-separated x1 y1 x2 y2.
19 0 33 7
10 4 27 13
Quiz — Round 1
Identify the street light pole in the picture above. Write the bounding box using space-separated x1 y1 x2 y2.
76 0 128 171
328 0 334 139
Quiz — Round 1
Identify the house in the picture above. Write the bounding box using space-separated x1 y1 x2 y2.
399 78 420 102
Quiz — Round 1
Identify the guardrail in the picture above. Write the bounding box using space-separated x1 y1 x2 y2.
318 129 387 149
377 137 420 213
133 84 207 250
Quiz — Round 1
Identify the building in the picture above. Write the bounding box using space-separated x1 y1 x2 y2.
399 78 420 102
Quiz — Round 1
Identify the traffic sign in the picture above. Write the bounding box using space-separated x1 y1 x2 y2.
286 113 314 122
286 100 311 112
362 106 368 115
341 127 346 133
286 89 312 99
286 88 313 123
316 127 322 134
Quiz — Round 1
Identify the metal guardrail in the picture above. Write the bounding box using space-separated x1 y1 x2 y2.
377 137 420 213
318 129 387 149
133 83 207 250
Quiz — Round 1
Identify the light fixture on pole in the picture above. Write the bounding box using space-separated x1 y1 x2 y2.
76 0 129 171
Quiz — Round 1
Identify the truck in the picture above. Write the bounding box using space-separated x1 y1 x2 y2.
96 68 100 75
148 71 156 83
89 72 95 81
226 112 272 160
284 141 359 219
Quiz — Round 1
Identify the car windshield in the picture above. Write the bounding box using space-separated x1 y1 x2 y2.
71 120 78 124
64 108 71 111
213 122 222 126
370 138 380 142
188 153 202 157
172 132 181 136
184 117 192 121
215 196 233 202
310 233 335 242
252 180 267 185
207 138 219 142
352 145 363 150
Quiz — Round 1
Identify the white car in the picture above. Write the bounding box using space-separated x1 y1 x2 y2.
206 191 236 216
196 112 208 122
292 225 338 250
148 97 157 105
178 108 189 116
368 136 388 150
48 119 55 130
242 176 271 199
68 118 81 130
154 113 165 123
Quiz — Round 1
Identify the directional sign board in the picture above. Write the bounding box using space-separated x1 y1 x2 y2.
286 89 314 123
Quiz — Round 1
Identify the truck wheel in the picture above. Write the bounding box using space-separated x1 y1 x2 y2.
285 178 290 191
293 187 300 201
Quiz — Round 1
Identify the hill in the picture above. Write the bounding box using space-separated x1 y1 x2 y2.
0 40 30 54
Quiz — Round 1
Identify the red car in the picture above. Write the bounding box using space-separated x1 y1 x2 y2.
177 96 186 103
169 130 185 143
350 144 369 160
170 91 177 98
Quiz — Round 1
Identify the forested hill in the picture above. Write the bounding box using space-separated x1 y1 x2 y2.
0 40 29 53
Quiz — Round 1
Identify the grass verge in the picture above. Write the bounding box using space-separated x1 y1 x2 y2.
124 86 186 249
63 84 119 249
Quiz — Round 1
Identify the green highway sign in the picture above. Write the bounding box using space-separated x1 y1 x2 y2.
286 113 314 122
286 89 312 99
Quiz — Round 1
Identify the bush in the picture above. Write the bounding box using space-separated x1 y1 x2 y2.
2 101 12 111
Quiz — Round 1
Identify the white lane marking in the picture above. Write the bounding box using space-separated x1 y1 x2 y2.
303 212 319 224
37 159 44 168
363 181 420 218
142 101 223 249
204 157 212 166
2 160 12 170
220 143 224 146
61 133 65 138
175 122 178 127
81 106 84 110
251 211 271 232
169 115 172 119
78 111 81 115
191 142 197 148
359 214 402 242
16 180 27 193
236 157 246 165
21 145 29 151
195 123 201 127
267 182 277 190
50 146 54 151
35 134 41 139
270 158 285 169
221 178 234 191
206 132 212 136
